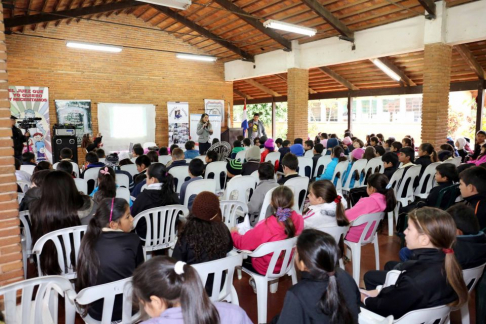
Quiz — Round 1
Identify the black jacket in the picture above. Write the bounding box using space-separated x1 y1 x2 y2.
278 173 300 185
133 169 147 185
383 166 398 181
276 269 360 324
365 249 457 319
454 232 486 269
426 181 453 209
464 194 486 230
167 159 188 171
457 149 468 163
242 161 260 176
11 125 28 159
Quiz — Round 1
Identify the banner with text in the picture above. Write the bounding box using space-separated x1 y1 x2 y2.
55 100 92 146
9 86 52 162
190 114 221 146
204 99 224 123
167 102 189 148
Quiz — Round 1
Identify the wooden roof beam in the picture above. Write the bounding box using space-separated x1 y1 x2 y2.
150 5 254 62
211 0 292 51
275 73 317 94
418 0 436 19
244 79 281 97
455 45 485 80
4 0 145 28
370 57 416 87
301 0 354 41
318 67 359 90
234 89 253 100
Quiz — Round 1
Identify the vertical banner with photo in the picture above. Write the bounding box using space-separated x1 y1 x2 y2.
204 99 224 123
167 102 189 148
55 100 92 146
9 86 52 162
190 114 221 144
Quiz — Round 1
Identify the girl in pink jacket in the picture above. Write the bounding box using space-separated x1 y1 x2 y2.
345 173 396 242
467 143 486 166
231 186 304 275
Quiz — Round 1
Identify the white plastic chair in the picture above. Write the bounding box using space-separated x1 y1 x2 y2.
359 307 394 324
83 167 102 189
344 212 384 285
18 192 24 204
99 158 106 163
0 276 76 324
185 158 192 164
394 305 450 324
250 170 260 183
220 200 248 229
321 225 350 269
74 178 88 194
120 164 138 177
443 157 461 166
192 254 243 304
457 262 486 324
414 162 440 199
20 164 36 175
342 159 367 194
115 173 129 188
304 150 314 158
158 155 172 165
17 180 30 193
195 155 206 163
285 176 309 213
257 187 277 223
332 161 350 191
183 179 217 208
115 187 131 203
386 168 405 236
19 210 32 279
313 155 332 177
393 165 422 223
235 150 246 163
132 205 189 260
241 237 298 324
32 225 88 279
265 152 281 166
169 165 190 193
361 157 384 187
75 277 139 324
382 269 401 287
297 157 313 178
224 175 257 203
205 161 227 191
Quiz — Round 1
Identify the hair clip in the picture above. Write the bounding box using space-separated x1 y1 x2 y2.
442 248 454 254
334 195 342 204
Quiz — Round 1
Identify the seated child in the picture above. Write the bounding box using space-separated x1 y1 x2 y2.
184 141 199 159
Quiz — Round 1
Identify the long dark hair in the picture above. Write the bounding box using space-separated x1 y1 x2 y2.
367 173 396 213
310 181 349 226
146 163 178 205
420 143 438 162
297 229 354 324
132 256 220 324
94 167 116 204
269 186 296 238
363 146 376 161
332 146 347 162
30 171 85 274
81 134 92 149
199 113 211 127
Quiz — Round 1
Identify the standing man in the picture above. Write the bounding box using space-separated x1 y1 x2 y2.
11 115 29 161
471 130 486 160
247 113 266 140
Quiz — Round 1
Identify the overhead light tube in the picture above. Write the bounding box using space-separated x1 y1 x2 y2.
135 0 191 10
372 59 401 82
176 53 217 62
66 41 122 53
263 19 317 37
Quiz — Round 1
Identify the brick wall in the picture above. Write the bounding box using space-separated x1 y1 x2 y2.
6 14 233 163
287 68 309 141
421 43 452 149
0 3 23 287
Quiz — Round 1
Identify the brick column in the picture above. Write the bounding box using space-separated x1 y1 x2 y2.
287 68 309 141
0 3 24 285
421 43 452 149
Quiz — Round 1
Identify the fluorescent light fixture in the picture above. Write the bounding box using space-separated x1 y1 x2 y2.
372 59 401 82
135 0 191 10
176 53 217 62
66 41 122 53
263 19 317 37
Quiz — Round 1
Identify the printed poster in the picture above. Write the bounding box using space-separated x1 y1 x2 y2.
9 86 51 162
204 99 224 122
190 114 221 145
167 102 189 148
55 100 92 146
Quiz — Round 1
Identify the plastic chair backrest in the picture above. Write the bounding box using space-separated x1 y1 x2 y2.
250 170 259 183
332 161 350 190
194 155 206 163
192 254 243 302
120 164 137 177
115 187 131 203
235 150 246 163
183 179 217 207
158 155 172 165
297 157 313 178
304 150 314 158
395 165 421 202
75 277 139 324
53 162 80 177
265 152 281 166
74 178 88 195
169 166 190 193
349 212 384 245
435 184 461 210
393 305 450 324
224 176 257 203
115 173 130 188
132 206 189 255
20 165 36 175
258 187 277 223
462 262 486 292
342 159 367 191
362 157 384 186
285 176 309 213
220 200 248 229
414 162 441 197
249 237 298 278
0 275 76 324
313 155 332 177
185 158 192 164
17 180 31 193
383 269 401 287
204 161 227 191
32 225 88 279
19 211 32 253
388 167 405 191
18 192 24 204
142 142 157 149
358 307 394 324
321 225 349 245
83 167 102 187
443 157 461 166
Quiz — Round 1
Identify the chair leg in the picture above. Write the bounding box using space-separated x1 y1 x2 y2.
387 211 394 236
460 302 469 324
339 258 344 270
254 277 269 324
350 243 361 286
373 235 380 270
230 285 240 306
269 279 279 293
290 268 298 285
22 251 27 279
237 266 242 280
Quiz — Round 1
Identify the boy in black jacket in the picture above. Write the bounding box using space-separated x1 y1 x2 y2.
381 152 398 181
425 163 458 208
460 166 486 230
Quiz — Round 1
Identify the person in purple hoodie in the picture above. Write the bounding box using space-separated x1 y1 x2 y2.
132 256 252 324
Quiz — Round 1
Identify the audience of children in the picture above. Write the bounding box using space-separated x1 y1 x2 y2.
381 152 399 181
248 162 278 223
184 141 199 159
166 148 187 170
179 159 205 209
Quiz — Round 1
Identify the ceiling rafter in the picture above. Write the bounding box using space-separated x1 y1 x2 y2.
234 89 253 100
318 67 359 90
150 4 254 62
418 0 436 18
244 79 281 97
300 0 354 40
455 45 485 80
370 57 417 86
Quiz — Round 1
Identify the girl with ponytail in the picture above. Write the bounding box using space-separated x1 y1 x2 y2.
91 166 133 206
362 207 468 319
275 229 359 324
345 173 396 243
132 257 251 324
76 198 144 322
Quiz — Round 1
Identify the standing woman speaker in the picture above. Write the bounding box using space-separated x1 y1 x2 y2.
197 113 213 155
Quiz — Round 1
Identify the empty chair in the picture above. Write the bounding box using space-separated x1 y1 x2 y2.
0 276 76 324
74 178 88 194
265 151 281 166
20 164 36 175
115 187 131 203
220 200 248 229
115 173 130 188
235 150 246 163
183 179 217 208
414 162 440 199
285 176 309 213
19 210 32 279
120 164 138 177
205 161 227 191
32 225 88 279
158 155 172 165
332 161 350 191
458 262 486 324
224 175 257 203
297 157 313 178
313 155 332 178
344 212 384 285
192 254 243 304
169 165 190 193
17 180 30 193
